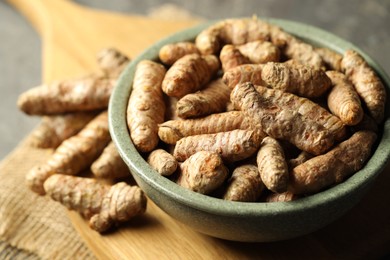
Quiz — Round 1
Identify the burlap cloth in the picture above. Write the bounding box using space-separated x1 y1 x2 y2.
0 135 95 259
0 5 199 259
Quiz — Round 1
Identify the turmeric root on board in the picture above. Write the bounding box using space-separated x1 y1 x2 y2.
159 42 200 65
237 40 280 64
176 79 231 118
254 85 346 141
289 130 377 195
315 47 342 71
177 151 229 194
195 17 271 55
341 49 386 123
222 64 265 89
261 62 332 98
17 75 116 115
219 44 250 72
147 149 178 176
326 71 364 126
18 48 129 115
26 111 111 195
91 141 130 179
162 54 220 98
96 47 130 78
44 174 147 233
29 112 96 148
127 60 166 153
256 137 289 193
231 82 334 155
173 129 262 162
158 111 251 145
223 164 264 202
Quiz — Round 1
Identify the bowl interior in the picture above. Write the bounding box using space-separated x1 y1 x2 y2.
109 18 390 217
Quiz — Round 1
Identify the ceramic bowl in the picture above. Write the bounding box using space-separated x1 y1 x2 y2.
109 18 390 242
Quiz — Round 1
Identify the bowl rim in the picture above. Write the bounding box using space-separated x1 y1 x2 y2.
109 18 390 217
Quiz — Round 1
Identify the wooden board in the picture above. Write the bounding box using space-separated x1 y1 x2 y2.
8 0 390 258
8 0 200 83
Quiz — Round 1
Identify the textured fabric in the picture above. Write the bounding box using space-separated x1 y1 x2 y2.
0 241 40 260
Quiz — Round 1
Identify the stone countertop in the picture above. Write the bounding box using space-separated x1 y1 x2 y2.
1 0 389 159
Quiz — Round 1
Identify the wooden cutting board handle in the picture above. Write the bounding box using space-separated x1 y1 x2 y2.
7 0 200 82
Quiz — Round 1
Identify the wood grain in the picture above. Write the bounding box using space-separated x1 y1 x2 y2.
8 0 199 82
8 0 390 258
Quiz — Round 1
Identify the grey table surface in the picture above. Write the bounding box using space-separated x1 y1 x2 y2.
1 0 389 160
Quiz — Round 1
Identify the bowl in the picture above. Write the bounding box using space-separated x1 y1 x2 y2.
109 18 390 242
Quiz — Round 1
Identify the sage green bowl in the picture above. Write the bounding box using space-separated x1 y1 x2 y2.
109 18 390 242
